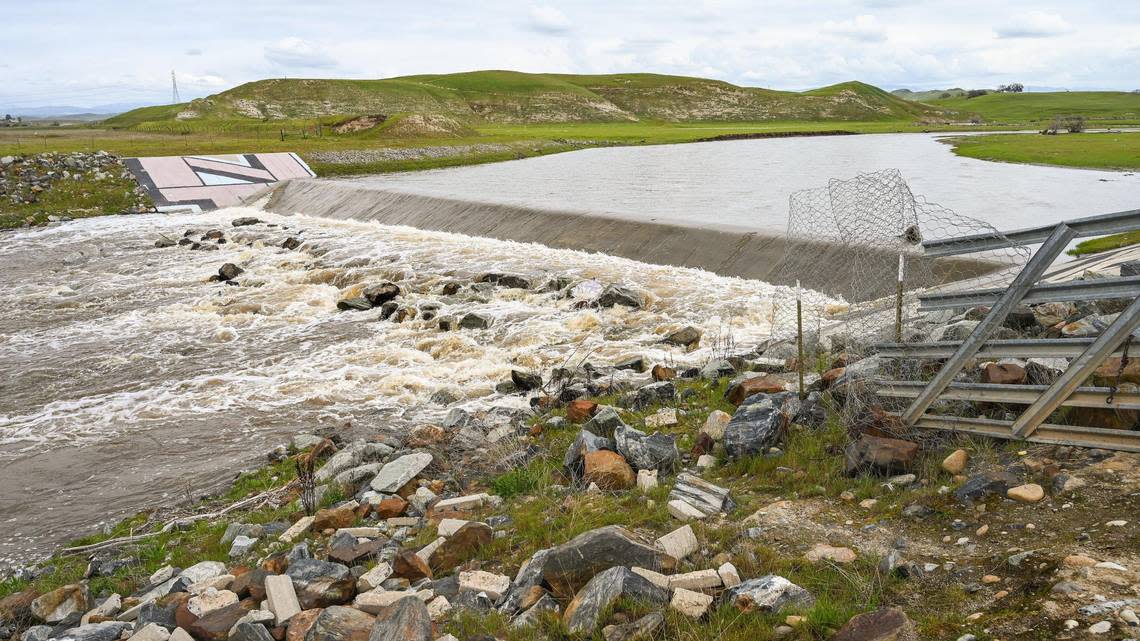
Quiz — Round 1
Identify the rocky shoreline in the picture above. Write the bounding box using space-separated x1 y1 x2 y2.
1 216 1138 641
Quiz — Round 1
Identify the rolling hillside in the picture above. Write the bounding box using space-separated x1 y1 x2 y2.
105 71 950 129
929 91 1140 124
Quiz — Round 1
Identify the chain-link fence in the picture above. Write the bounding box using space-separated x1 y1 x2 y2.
769 169 1030 430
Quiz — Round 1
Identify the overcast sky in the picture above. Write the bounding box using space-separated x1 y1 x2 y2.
3 0 1138 111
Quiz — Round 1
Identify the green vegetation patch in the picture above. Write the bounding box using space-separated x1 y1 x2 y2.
943 131 1140 171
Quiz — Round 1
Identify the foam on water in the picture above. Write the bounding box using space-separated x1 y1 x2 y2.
0 206 832 566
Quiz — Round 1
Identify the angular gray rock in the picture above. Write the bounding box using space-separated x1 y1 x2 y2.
636 381 674 407
498 548 552 615
367 596 432 641
542 525 677 597
582 407 625 437
370 452 433 493
613 424 678 473
229 622 274 641
723 393 792 458
53 622 131 641
285 558 356 609
668 473 732 517
563 430 614 479
597 286 643 308
304 605 374 641
724 575 814 612
562 567 670 635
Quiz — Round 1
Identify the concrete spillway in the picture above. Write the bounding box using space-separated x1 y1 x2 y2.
263 178 994 300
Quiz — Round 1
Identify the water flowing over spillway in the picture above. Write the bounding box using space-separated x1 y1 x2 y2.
0 208 818 568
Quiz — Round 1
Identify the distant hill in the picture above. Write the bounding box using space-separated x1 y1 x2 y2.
929 91 1140 123
891 88 969 102
105 71 948 129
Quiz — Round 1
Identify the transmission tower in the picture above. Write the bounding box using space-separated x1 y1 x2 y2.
171 70 181 104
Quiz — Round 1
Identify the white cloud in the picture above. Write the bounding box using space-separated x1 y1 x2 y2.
822 15 887 42
178 73 227 87
263 37 337 69
185 48 203 56
994 11 1074 39
526 5 571 35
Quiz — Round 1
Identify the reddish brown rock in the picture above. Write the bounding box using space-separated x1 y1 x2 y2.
1095 357 1140 384
982 363 1027 385
261 555 289 576
832 606 917 641
284 608 322 641
370 597 431 641
821 367 846 388
186 601 256 641
651 364 676 382
232 568 270 600
312 505 356 531
405 424 447 447
373 497 408 519
844 435 919 475
582 450 635 490
299 606 372 641
567 400 598 424
392 550 433 582
428 522 493 572
29 584 88 623
0 589 38 624
726 375 786 405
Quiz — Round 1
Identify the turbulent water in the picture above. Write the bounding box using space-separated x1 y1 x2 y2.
0 207 819 569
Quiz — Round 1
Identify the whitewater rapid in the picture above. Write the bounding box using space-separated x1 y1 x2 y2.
0 207 827 568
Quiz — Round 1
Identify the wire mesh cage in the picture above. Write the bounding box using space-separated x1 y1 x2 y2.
770 169 1030 433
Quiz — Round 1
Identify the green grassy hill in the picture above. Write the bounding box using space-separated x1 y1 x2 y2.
892 88 968 102
105 71 949 129
930 91 1140 125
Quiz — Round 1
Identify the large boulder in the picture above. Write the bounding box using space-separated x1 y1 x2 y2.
724 575 814 612
662 326 701 349
367 597 431 641
303 606 373 641
844 435 919 475
723 393 792 458
541 526 677 598
562 567 670 635
285 559 356 609
186 601 257 641
613 425 678 473
832 607 917 641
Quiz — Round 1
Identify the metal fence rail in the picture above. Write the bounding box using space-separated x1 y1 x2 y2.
874 207 1140 451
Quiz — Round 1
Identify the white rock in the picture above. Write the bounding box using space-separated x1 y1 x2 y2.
187 589 238 617
437 519 470 536
433 493 493 512
417 536 447 562
458 570 511 601
337 527 382 538
427 596 452 622
670 587 713 618
187 575 234 595
128 623 171 641
668 499 707 521
700 410 731 441
1088 621 1112 634
668 569 722 590
279 516 315 543
411 487 438 512
81 594 121 624
631 566 671 589
645 408 678 428
169 629 194 641
149 566 176 585
371 452 433 493
717 562 741 588
264 574 301 626
655 525 698 561
354 590 417 614
229 535 258 558
636 469 658 492
1105 520 1127 527
180 561 228 585
696 454 717 469
357 562 394 592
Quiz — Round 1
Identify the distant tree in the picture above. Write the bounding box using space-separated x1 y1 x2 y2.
939 92 952 99
1046 115 1085 134
965 89 989 99
998 83 1024 93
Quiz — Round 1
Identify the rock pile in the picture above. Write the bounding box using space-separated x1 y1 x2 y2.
0 152 152 214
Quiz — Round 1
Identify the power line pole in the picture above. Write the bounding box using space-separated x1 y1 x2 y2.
171 70 181 104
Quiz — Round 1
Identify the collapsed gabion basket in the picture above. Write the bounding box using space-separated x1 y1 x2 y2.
771 169 1030 430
